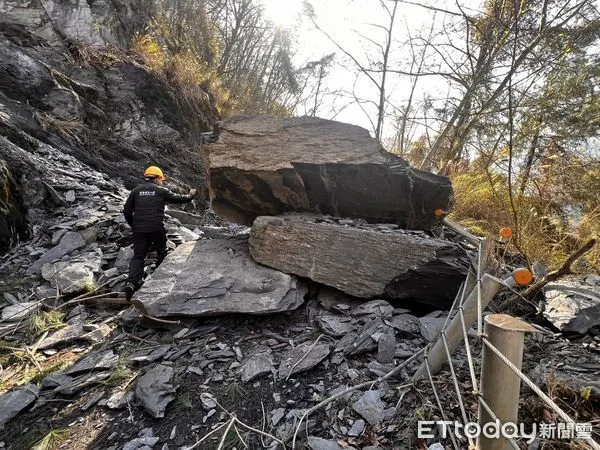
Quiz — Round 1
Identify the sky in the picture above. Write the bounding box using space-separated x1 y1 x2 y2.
260 0 482 143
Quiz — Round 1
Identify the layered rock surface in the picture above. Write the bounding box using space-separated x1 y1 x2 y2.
132 235 307 318
249 215 469 306
543 277 600 334
203 116 453 230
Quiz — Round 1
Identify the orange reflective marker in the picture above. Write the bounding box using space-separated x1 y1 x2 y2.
513 268 533 286
434 208 446 218
500 227 513 239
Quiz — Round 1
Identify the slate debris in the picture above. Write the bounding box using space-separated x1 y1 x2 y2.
135 365 176 418
0 384 39 425
352 390 385 425
543 279 600 334
65 350 118 375
279 343 331 378
240 353 274 382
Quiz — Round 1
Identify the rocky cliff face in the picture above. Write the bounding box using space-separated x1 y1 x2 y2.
0 0 219 253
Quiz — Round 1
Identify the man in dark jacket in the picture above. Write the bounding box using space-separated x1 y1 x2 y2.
123 166 196 300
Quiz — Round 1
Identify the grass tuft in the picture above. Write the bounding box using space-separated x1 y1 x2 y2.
175 391 194 411
32 428 69 450
28 311 66 337
226 381 248 403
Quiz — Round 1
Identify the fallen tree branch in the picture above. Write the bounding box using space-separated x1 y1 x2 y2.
291 347 426 448
187 395 286 449
217 418 236 450
498 239 596 311
52 293 127 311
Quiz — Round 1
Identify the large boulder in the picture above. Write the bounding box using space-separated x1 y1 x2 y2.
132 235 306 318
249 215 469 306
202 116 453 230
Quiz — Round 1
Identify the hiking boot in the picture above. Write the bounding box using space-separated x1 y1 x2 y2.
124 282 136 302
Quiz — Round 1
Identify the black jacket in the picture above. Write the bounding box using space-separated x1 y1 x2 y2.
123 182 193 232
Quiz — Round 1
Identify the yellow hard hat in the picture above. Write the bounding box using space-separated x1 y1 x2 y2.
144 166 165 180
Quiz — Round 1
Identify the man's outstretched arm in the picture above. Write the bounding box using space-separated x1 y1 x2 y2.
160 187 197 204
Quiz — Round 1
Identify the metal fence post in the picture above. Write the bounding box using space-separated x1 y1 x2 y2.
478 314 537 450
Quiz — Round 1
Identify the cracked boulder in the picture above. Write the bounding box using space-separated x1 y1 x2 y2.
250 214 469 306
203 116 453 230
132 235 306 318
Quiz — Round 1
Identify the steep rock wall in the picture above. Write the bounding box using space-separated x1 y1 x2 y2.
0 2 220 252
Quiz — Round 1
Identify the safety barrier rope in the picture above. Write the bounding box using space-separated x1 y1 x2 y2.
421 220 600 449
481 337 600 450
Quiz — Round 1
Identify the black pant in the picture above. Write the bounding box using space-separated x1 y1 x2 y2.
127 230 168 288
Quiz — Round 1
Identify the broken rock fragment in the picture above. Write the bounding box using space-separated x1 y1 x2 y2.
350 300 394 319
240 353 274 382
65 350 118 376
41 258 101 294
543 280 600 334
317 314 356 337
279 343 331 378
307 437 348 450
0 384 39 425
1 301 40 322
352 390 385 425
135 364 176 418
27 231 86 274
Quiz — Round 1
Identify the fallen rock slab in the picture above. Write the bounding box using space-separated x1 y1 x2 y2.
543 280 600 334
0 384 39 425
317 314 356 337
419 317 447 342
350 300 394 319
106 391 134 409
54 372 111 395
114 246 134 273
249 215 468 306
135 364 176 418
377 332 396 363
39 323 85 350
348 418 366 437
529 361 600 402
339 319 393 356
133 235 306 318
203 116 453 230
